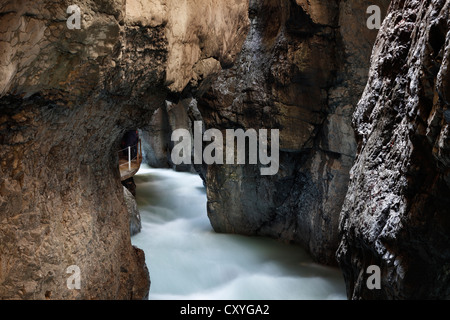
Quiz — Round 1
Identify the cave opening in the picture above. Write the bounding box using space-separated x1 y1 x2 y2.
117 128 143 196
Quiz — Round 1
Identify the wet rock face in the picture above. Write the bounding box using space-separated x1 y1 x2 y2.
123 186 142 237
337 0 450 299
197 0 389 265
0 0 248 299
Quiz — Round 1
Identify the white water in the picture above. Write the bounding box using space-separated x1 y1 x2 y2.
131 165 347 300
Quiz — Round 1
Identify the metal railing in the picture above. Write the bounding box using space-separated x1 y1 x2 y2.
118 139 142 171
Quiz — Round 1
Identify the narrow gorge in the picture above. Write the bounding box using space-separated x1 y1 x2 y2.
0 0 448 300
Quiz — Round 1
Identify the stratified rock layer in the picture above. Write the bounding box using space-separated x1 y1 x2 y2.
0 0 248 299
337 0 450 299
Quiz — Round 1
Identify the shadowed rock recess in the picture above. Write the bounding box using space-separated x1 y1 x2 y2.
337 0 450 299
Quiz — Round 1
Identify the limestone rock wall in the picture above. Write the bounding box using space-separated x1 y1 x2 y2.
0 0 248 299
197 0 390 265
337 0 450 299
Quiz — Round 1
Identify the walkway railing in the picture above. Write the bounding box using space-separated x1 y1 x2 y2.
118 139 142 180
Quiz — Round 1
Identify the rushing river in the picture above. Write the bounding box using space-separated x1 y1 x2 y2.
131 165 346 300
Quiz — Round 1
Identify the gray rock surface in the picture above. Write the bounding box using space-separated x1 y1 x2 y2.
197 0 390 265
337 0 450 299
123 186 141 237
140 98 203 172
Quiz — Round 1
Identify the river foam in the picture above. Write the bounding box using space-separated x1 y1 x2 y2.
131 165 346 300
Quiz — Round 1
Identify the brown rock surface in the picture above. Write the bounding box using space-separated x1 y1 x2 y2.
0 0 248 299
